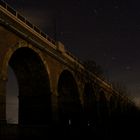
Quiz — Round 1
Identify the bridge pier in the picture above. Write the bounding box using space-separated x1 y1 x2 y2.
0 78 7 124
51 92 59 126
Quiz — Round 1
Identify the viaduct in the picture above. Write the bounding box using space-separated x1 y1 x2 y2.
0 0 135 129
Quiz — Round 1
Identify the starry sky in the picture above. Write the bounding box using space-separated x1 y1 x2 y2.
3 0 140 107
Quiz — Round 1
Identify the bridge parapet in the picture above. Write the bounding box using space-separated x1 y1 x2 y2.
56 41 65 53
0 0 84 69
0 0 56 46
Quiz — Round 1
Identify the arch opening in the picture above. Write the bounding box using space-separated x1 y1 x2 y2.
6 47 52 126
6 66 18 124
83 83 97 127
57 70 82 128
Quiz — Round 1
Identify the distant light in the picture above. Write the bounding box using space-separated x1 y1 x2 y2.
69 119 71 125
88 121 90 126
111 56 117 61
125 66 131 70
114 6 119 9
94 9 97 14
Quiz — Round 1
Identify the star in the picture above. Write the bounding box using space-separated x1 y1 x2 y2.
94 9 97 15
114 6 119 9
111 56 117 61
125 66 132 71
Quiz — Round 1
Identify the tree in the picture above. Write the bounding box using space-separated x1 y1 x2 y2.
83 60 104 78
112 81 128 96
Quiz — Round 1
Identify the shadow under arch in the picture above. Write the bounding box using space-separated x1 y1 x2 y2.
109 95 117 117
8 47 52 126
98 90 109 124
83 83 98 127
57 70 83 128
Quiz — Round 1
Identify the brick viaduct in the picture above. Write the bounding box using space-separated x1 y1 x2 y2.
0 1 134 128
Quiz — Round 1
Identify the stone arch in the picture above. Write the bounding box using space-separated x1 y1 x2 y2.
5 47 52 126
1 43 51 81
57 70 83 128
83 83 98 127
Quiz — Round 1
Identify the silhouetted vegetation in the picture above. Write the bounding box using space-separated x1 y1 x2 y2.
81 59 140 139
83 60 104 78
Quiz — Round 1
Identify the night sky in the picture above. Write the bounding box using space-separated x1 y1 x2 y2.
4 0 140 107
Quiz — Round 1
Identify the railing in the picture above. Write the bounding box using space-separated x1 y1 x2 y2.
0 0 86 65
0 0 56 45
0 0 81 65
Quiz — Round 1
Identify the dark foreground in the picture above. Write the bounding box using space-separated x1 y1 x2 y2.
1 112 140 140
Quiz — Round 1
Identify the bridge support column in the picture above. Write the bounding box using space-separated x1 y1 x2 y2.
51 92 59 126
0 78 7 124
